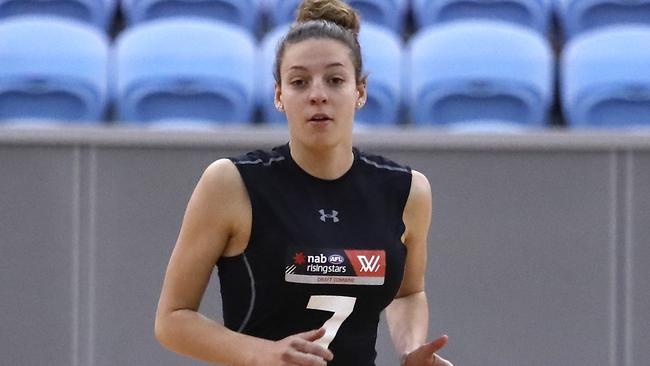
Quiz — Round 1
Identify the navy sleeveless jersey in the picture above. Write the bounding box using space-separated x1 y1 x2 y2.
217 143 412 365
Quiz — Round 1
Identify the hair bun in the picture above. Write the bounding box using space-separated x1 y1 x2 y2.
296 0 360 34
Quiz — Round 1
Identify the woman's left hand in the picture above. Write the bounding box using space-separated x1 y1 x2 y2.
402 335 454 366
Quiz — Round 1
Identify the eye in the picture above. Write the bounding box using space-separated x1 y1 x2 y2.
329 77 345 85
290 79 307 87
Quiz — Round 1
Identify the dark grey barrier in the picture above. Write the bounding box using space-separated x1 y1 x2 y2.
1 127 648 366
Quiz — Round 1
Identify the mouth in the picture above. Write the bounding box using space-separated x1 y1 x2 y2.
308 113 333 123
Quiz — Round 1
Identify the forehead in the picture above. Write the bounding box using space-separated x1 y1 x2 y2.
281 38 354 73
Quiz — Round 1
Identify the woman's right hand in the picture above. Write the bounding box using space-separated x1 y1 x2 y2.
402 335 453 366
250 328 334 366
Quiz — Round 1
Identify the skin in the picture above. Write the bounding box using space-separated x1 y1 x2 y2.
154 38 453 366
275 38 364 179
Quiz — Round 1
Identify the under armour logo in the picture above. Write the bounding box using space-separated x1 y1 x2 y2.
318 209 339 223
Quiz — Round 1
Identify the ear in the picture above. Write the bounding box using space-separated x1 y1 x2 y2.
356 80 368 109
274 83 284 112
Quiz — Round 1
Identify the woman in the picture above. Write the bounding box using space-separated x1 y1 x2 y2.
155 1 453 365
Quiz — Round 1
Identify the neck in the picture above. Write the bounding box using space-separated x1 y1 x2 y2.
289 141 354 180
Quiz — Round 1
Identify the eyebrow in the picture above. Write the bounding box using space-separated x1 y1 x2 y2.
287 62 346 71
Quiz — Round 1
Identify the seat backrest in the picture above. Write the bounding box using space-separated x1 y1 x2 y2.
113 18 256 124
556 0 650 39
266 0 408 32
413 0 552 34
0 0 117 30
121 0 260 33
265 0 298 28
357 23 403 125
446 119 530 132
0 16 109 123
347 0 408 32
561 25 650 128
407 20 554 127
258 25 289 125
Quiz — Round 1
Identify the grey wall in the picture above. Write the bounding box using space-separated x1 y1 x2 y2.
630 153 650 366
1 127 648 366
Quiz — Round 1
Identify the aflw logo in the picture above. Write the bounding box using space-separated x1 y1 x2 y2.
357 255 381 272
344 249 386 278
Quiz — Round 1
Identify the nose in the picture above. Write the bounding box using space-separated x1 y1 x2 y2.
309 80 328 105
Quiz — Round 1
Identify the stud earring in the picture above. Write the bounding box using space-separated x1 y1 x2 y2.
276 102 284 112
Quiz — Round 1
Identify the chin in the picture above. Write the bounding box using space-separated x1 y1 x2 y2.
289 121 352 149
306 136 339 150
297 131 341 150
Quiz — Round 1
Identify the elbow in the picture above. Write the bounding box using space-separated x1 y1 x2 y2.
154 312 174 349
394 288 426 300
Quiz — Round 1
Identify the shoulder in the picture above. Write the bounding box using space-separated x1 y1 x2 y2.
396 170 432 296
195 158 251 237
201 158 244 192
229 145 287 168
356 149 411 175
408 170 431 204
402 170 432 240
197 158 249 216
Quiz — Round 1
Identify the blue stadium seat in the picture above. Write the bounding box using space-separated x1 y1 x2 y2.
561 26 650 128
259 25 289 126
348 0 408 32
265 0 295 28
0 16 109 123
357 23 403 125
266 0 408 33
407 20 554 127
121 0 261 33
555 0 650 38
446 120 530 133
0 0 117 30
413 0 552 34
113 18 256 125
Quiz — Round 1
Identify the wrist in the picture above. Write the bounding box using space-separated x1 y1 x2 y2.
239 336 272 366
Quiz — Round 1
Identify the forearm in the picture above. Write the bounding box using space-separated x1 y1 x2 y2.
155 309 270 366
385 291 429 356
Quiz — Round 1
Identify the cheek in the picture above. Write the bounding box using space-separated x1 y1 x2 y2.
343 92 360 112
279 86 303 102
283 93 302 111
283 97 305 122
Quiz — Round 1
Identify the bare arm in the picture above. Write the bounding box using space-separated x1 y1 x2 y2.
154 159 332 366
386 170 453 366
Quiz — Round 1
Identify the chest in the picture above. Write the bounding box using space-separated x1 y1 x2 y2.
249 171 401 246
244 172 407 302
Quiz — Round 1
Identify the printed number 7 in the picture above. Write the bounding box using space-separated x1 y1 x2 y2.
307 295 357 349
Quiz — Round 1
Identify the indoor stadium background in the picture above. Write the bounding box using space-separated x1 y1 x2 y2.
1 0 649 365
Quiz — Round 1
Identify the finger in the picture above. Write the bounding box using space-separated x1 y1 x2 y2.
281 348 328 366
296 328 326 342
423 334 449 355
432 354 453 366
291 337 334 361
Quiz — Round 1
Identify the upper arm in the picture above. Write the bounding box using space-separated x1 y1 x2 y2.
156 159 250 315
396 170 432 298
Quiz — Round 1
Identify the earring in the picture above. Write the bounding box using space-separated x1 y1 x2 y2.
276 102 284 112
356 101 364 109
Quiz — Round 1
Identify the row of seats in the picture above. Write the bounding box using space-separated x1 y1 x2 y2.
2 16 649 128
1 0 649 38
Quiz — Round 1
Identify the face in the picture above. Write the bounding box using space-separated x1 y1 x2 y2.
275 38 366 150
